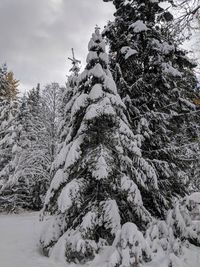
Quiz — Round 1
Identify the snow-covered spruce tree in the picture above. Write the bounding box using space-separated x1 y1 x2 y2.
57 49 81 152
21 86 51 210
0 95 32 212
103 0 200 217
166 192 200 246
40 27 160 265
52 52 81 215
1 85 53 212
0 65 18 194
0 64 8 97
0 101 16 190
193 157 200 191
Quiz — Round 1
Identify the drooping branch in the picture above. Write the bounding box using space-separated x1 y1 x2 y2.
174 0 200 34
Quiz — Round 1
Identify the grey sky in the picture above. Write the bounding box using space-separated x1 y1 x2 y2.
0 0 114 92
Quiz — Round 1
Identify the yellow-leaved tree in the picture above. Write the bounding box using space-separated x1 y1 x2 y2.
0 64 19 101
5 71 19 100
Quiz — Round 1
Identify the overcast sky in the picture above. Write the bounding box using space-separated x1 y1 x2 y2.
0 0 114 92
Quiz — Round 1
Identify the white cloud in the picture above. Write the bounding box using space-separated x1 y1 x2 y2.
0 0 114 92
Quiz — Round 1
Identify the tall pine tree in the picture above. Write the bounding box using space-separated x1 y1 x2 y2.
0 96 32 212
0 84 56 212
21 86 51 210
0 65 18 196
40 27 159 265
58 48 81 145
103 0 200 217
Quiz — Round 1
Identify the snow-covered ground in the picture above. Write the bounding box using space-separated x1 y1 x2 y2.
0 212 200 267
0 212 69 267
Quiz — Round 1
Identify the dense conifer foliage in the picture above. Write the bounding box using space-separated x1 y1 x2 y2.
40 27 161 264
103 0 200 216
0 2 199 266
0 74 62 211
0 65 18 195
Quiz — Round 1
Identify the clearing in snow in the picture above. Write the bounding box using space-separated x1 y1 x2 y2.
0 212 68 267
